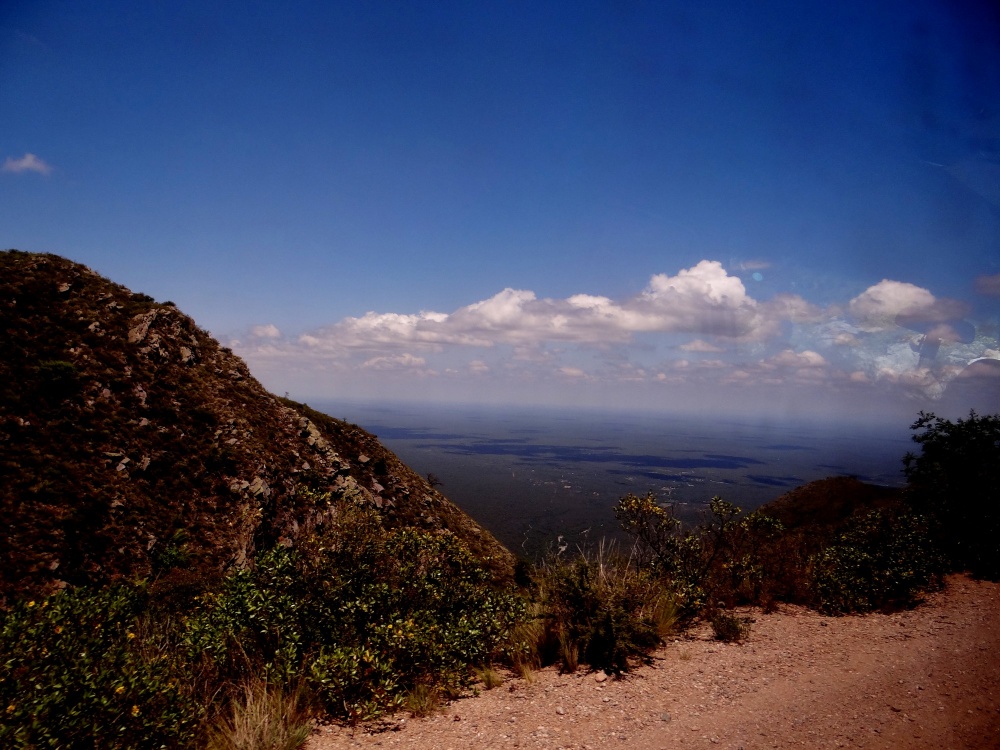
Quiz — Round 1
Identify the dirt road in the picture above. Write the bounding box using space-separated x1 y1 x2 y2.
308 575 1000 749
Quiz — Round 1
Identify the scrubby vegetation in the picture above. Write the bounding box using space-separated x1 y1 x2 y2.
4 410 995 747
1 495 524 747
2 252 997 748
904 410 1000 579
513 409 998 682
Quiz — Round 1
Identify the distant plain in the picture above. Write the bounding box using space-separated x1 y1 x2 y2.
316 400 912 557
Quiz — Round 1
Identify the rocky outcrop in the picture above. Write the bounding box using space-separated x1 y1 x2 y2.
0 250 513 602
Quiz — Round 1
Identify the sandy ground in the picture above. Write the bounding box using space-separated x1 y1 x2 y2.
307 575 1000 750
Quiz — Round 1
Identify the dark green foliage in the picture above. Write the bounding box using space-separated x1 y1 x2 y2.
904 411 1000 579
0 587 200 749
184 499 526 724
0 496 527 743
532 549 669 675
810 510 944 614
614 483 945 620
615 494 793 614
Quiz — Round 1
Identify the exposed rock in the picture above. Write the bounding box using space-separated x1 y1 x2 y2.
0 250 514 602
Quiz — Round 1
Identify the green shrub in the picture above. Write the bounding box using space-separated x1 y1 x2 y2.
811 510 945 614
183 545 305 688
0 587 199 749
185 498 527 723
614 492 707 617
308 646 402 723
614 493 797 615
709 612 751 642
532 543 668 675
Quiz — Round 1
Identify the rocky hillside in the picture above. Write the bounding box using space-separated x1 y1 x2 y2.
0 250 513 603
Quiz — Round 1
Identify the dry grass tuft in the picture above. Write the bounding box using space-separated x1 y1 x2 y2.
475 665 503 690
404 684 441 718
206 681 311 750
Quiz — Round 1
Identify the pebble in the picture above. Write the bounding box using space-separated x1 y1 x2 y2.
555 707 566 715
661 712 672 723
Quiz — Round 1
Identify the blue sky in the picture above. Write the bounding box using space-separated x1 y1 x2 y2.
3 0 999 421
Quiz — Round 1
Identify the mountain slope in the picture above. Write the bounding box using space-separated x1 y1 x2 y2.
0 250 513 602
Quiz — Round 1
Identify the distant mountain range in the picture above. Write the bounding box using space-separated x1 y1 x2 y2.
0 250 512 603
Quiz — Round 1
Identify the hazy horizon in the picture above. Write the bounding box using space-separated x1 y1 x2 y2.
314 397 916 554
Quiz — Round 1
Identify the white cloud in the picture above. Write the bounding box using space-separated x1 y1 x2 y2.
361 353 427 371
2 153 53 175
251 324 281 338
678 339 724 353
291 260 811 357
766 349 828 369
232 265 999 413
848 280 968 330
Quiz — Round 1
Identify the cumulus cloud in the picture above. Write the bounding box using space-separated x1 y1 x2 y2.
232 265 1000 412
975 274 1000 296
848 280 968 330
251 324 281 339
292 261 814 357
2 153 53 175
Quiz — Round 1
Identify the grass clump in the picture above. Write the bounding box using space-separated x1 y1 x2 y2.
474 665 503 690
527 541 676 675
403 684 441 718
205 682 311 750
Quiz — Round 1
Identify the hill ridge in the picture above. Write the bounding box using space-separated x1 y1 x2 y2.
0 249 512 602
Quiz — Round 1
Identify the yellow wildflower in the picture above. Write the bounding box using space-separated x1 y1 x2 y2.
115 686 125 695
6 703 14 714
27 601 35 608
126 632 135 640
131 705 140 717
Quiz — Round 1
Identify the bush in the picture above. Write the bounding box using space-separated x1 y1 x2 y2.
185 498 527 723
531 542 671 674
904 411 1000 579
615 493 797 614
811 510 945 614
709 612 751 643
0 587 199 749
